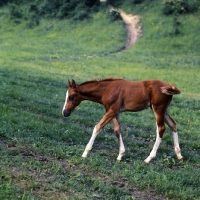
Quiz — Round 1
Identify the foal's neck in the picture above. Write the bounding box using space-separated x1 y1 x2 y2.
79 82 105 103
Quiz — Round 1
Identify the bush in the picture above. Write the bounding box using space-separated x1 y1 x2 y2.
162 0 200 15
8 3 23 19
38 0 99 20
6 0 100 25
107 10 121 22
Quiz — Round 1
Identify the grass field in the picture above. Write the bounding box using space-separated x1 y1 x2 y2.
0 2 200 200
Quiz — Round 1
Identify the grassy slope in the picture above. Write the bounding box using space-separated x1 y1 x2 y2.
0 1 200 199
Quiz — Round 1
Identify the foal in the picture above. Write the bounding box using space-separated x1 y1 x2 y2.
62 78 183 163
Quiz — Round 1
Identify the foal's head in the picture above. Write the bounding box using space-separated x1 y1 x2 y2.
62 79 82 117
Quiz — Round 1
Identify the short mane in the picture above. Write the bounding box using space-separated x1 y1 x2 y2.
79 78 123 86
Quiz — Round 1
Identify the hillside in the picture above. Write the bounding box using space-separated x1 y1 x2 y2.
1 0 199 90
0 0 200 199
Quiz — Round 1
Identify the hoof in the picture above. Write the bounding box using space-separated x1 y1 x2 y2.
82 153 87 158
144 159 150 164
144 157 151 163
177 155 183 161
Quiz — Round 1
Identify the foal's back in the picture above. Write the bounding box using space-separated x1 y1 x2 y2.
103 79 175 112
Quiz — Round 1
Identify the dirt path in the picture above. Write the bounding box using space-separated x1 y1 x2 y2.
110 7 142 49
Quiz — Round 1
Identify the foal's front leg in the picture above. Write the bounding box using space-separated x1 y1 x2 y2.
82 110 114 158
82 125 99 158
112 117 125 161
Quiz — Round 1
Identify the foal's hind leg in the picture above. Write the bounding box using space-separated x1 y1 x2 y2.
144 110 166 163
164 113 183 160
112 117 125 161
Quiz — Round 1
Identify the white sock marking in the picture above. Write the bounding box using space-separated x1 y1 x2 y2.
172 131 182 160
82 126 99 158
144 124 161 163
117 134 125 161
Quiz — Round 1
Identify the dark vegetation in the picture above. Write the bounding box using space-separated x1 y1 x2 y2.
1 0 200 24
162 0 200 15
162 0 200 35
0 0 199 34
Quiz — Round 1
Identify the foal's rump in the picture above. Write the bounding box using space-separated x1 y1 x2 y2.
143 79 180 95
127 80 180 112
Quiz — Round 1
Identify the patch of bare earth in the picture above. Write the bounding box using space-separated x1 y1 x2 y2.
110 7 142 49
118 9 142 49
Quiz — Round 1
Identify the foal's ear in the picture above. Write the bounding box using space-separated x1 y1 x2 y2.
71 79 76 87
68 80 72 87
68 79 76 88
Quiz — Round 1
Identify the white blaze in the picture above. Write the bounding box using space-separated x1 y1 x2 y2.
62 90 68 115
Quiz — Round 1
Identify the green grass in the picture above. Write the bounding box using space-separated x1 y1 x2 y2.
0 1 200 199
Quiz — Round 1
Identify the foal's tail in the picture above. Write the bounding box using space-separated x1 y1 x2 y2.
161 85 181 95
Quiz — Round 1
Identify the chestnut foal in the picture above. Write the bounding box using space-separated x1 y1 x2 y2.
62 78 183 163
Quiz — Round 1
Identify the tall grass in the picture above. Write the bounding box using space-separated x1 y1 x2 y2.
0 1 200 199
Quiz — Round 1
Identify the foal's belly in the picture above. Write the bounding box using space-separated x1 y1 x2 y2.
123 99 150 112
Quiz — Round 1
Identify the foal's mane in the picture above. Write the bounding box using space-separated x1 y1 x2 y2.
79 78 123 86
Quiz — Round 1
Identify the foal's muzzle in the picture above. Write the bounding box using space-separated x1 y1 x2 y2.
63 109 71 117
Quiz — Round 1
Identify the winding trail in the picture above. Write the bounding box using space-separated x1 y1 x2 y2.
110 7 142 49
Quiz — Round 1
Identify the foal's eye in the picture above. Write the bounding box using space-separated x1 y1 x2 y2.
68 95 74 101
